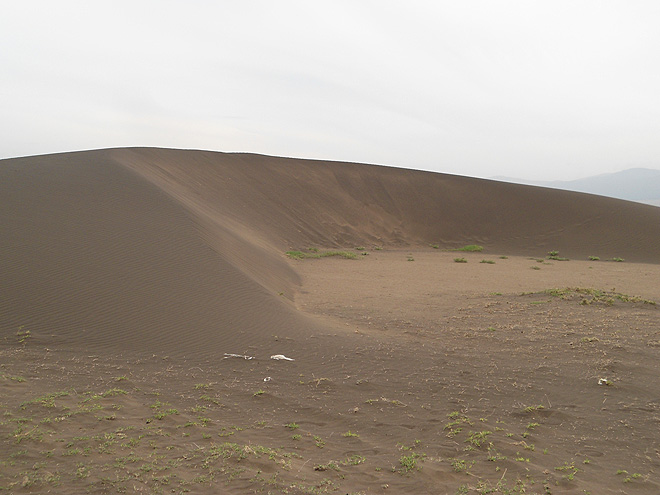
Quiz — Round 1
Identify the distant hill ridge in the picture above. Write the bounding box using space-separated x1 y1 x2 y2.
492 168 660 205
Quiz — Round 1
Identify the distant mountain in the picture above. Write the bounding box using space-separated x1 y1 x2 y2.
492 168 660 206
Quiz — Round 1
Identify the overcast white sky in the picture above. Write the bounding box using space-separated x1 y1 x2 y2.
2 1 659 180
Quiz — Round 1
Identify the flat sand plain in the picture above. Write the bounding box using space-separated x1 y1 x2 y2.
1 149 659 494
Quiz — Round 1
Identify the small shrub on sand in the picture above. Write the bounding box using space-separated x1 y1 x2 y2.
16 327 31 345
454 258 468 263
547 250 569 261
399 452 425 473
466 430 492 447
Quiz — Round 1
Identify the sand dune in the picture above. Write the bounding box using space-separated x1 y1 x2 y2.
1 148 659 494
0 150 325 359
2 147 659 359
114 148 660 263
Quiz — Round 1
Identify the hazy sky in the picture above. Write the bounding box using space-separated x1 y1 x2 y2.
2 1 659 180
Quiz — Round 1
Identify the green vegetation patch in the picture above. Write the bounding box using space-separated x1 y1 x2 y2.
453 244 484 252
399 452 425 473
547 250 569 261
286 249 358 260
526 287 656 306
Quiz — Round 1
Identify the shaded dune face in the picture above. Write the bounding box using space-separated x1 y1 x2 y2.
1 148 659 358
0 151 322 359
114 148 660 262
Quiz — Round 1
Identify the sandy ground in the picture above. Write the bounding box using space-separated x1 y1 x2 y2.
1 149 659 494
3 250 659 494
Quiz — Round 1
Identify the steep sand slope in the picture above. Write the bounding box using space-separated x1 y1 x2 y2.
114 148 660 262
0 150 324 359
2 147 659 359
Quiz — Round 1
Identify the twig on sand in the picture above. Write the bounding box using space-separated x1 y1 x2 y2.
270 354 294 361
223 353 254 360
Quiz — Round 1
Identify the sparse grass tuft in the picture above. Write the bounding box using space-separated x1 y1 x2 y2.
555 460 579 480
451 458 473 473
22 391 69 409
454 244 484 252
465 430 492 447
285 250 307 259
286 249 358 260
3 374 26 383
101 388 128 398
399 452 425 473
16 326 31 344
546 250 569 261
454 258 468 263
321 251 358 259
531 287 655 306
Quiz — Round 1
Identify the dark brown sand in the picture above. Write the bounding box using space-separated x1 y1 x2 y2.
1 148 659 494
